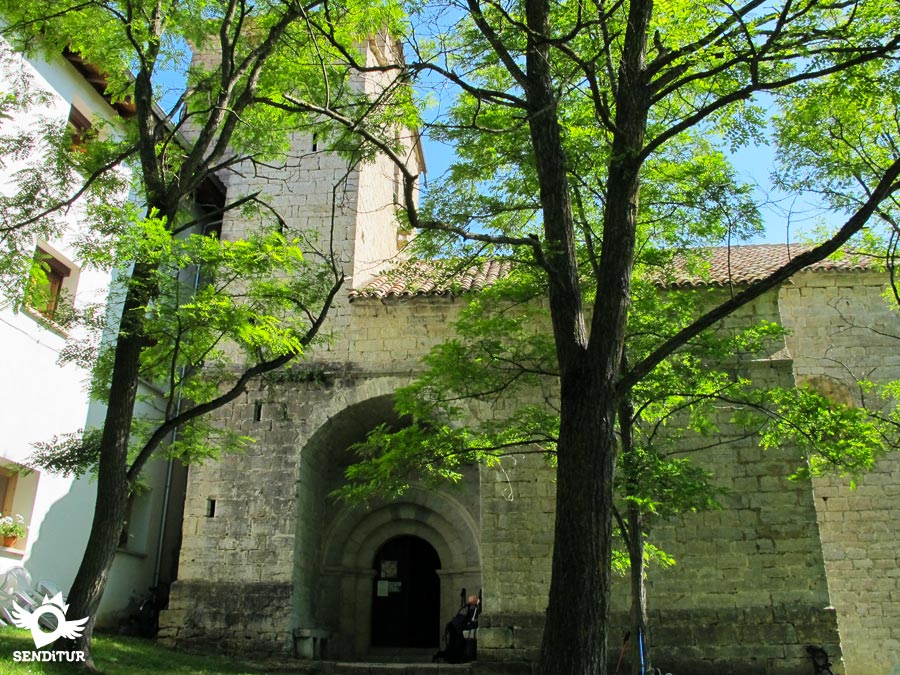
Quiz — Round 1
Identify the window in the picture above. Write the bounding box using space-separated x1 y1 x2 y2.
26 244 79 327
0 461 39 554
0 467 17 518
117 489 152 555
67 105 92 150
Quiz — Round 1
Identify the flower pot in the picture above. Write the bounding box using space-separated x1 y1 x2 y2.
3 535 18 547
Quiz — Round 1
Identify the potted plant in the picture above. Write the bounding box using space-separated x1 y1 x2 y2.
0 513 26 547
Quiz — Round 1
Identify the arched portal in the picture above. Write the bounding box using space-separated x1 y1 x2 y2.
370 535 441 648
319 488 481 658
291 384 481 660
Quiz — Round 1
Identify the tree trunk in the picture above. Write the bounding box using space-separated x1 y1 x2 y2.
520 0 614 668
620 396 651 675
627 501 650 675
61 261 157 669
539 368 618 675
524 0 652 669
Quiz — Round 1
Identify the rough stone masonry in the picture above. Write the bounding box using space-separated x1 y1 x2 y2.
158 36 900 675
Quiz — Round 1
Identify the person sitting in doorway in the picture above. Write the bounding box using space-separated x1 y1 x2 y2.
434 594 480 663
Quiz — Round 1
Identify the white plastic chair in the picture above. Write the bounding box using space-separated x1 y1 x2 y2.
0 567 37 609
0 567 65 630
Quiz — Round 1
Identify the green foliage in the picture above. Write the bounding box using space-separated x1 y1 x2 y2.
618 447 724 520
352 0 900 668
29 429 103 478
758 385 897 482
613 542 676 577
0 0 420 488
33 221 337 477
340 258 776 542
365 0 900 557
774 28 900 194
0 0 417 292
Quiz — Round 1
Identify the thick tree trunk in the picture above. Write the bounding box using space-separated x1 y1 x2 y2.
520 0 613 669
523 0 652 670
528 0 653 668
539 370 618 675
61 261 157 669
63 461 131 669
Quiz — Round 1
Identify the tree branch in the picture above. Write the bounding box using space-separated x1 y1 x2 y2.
126 271 344 482
620 156 900 392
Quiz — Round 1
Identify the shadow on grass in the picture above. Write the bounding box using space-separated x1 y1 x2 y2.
0 628 278 674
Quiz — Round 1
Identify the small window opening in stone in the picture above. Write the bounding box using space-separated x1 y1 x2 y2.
254 402 263 422
311 133 318 152
206 498 217 518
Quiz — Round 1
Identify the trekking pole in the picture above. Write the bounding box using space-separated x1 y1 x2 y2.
614 631 630 675
638 628 646 675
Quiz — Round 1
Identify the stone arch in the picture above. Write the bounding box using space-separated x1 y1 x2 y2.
297 376 412 442
291 381 481 660
323 487 480 570
319 489 481 657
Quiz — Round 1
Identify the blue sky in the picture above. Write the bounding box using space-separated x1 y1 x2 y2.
155 46 822 248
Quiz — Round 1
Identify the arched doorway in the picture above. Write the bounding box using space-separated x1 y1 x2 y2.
370 535 441 648
293 385 482 659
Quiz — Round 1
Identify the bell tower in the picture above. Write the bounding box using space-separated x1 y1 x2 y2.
210 33 423 290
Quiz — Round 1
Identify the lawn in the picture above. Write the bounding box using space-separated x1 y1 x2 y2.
0 628 293 675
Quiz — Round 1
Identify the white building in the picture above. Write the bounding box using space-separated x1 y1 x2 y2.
0 37 176 627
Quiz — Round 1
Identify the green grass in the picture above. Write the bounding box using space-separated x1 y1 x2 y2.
0 628 289 674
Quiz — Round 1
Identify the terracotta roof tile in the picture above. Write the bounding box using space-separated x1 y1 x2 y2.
350 260 513 300
663 243 877 288
350 245 878 299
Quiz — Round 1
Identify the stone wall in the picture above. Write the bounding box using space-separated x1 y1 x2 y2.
159 58 900 669
160 362 482 658
477 452 555 663
476 356 842 674
209 34 419 291
162 580 293 655
632 360 840 674
780 271 900 675
160 276 900 673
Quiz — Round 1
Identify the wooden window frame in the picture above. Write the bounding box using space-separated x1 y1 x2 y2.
29 246 73 322
0 466 17 518
68 105 92 150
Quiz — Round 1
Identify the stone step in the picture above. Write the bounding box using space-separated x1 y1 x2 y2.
272 662 473 675
365 647 440 663
328 664 473 674
236 655 530 675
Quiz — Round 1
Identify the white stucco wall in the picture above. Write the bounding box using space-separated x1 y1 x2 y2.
0 35 114 574
0 37 167 626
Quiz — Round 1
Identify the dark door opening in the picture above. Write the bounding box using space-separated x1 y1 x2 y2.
371 535 441 648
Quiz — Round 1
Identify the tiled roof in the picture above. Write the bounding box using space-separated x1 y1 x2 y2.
350 245 878 300
349 260 513 300
663 244 877 288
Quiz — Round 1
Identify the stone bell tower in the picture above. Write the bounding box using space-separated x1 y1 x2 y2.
201 31 423 290
158 32 443 661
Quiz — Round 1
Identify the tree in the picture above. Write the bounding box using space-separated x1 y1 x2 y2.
310 0 900 673
0 0 409 667
5 1 899 673
339 263 812 673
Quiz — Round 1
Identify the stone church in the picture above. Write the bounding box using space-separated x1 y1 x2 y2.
157 37 900 675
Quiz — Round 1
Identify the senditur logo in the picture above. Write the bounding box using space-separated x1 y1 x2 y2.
10 592 88 663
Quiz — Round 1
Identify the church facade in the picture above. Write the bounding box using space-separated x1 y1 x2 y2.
156 39 900 675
